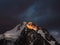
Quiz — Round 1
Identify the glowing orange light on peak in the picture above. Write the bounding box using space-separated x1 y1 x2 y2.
26 22 38 31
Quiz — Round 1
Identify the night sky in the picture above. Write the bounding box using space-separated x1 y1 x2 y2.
0 0 60 43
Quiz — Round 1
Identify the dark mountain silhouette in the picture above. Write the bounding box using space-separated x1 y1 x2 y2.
0 22 60 45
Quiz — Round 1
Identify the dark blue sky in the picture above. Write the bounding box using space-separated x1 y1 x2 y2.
0 0 60 43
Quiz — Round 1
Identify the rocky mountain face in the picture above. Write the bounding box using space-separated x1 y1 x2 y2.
0 22 60 45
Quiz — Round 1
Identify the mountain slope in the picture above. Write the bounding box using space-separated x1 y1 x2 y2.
0 22 59 45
